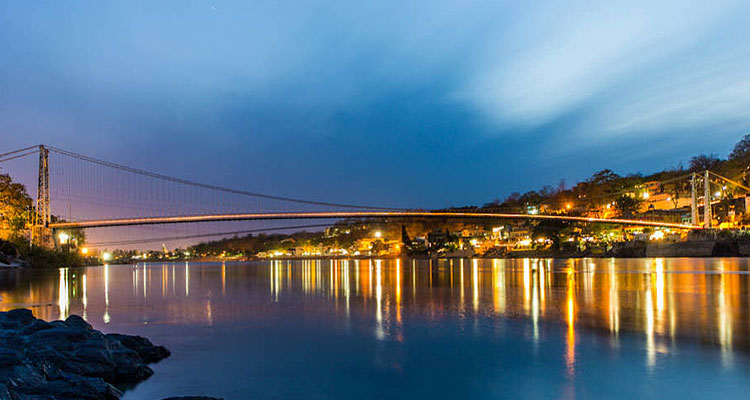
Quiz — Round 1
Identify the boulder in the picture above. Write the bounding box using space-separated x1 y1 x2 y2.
0 309 170 399
161 397 224 400
107 333 171 363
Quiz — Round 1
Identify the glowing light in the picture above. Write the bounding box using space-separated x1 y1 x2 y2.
566 203 572 210
58 232 70 244
649 231 665 241
101 252 112 261
642 192 650 199
103 265 110 324
374 231 382 238
375 259 384 340
472 259 479 312
58 268 69 320
82 274 87 321
654 259 665 312
646 286 655 368
565 270 576 377
80 247 89 255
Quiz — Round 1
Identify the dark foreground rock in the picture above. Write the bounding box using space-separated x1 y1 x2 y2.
0 309 170 399
161 397 223 400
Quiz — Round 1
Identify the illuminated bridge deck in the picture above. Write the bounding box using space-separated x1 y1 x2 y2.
49 211 702 230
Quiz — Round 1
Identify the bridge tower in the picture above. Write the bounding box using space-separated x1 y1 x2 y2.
690 173 698 225
703 169 712 229
31 145 52 247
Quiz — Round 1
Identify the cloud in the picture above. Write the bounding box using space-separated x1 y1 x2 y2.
457 0 749 137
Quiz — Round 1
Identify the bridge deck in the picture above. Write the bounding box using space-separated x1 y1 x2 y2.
49 211 701 230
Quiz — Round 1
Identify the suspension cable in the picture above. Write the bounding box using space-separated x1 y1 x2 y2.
0 145 40 159
0 148 39 163
46 145 408 211
708 170 750 192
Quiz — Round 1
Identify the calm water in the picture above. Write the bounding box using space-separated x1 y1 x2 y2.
2 258 750 399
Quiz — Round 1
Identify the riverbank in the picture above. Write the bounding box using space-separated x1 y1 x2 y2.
501 237 750 258
0 239 82 269
235 238 750 260
0 309 169 399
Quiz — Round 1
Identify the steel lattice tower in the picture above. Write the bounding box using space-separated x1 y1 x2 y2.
32 145 51 246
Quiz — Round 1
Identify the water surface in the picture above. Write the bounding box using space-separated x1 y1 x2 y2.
1 258 750 399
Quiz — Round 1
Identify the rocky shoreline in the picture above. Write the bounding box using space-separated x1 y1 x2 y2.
0 309 171 399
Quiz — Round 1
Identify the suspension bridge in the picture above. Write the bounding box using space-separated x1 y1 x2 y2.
0 144 727 248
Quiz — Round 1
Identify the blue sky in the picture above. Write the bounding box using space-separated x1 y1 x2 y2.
2 0 750 208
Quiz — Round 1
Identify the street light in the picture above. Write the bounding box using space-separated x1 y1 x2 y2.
58 232 70 244
374 231 382 238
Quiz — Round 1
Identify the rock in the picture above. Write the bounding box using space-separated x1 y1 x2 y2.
0 349 24 368
161 397 224 400
0 309 170 399
20 318 55 335
0 383 10 399
6 308 34 325
66 314 93 330
107 333 171 363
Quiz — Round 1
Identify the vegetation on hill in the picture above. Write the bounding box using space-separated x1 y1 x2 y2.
0 171 81 268
487 133 750 214
191 133 750 255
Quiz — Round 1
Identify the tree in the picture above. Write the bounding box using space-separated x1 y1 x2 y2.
729 134 750 166
370 240 386 255
689 154 722 172
47 215 87 248
614 195 642 218
504 192 521 204
531 220 570 250
588 169 621 186
662 181 683 209
482 198 501 208
573 169 623 212
519 191 543 207
539 185 557 198
0 172 33 237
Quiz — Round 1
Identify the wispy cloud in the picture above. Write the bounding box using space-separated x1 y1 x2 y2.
457 0 749 138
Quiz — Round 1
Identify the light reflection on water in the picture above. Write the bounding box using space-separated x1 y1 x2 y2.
1 258 750 398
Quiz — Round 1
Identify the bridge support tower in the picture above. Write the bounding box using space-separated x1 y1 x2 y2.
703 170 712 229
691 173 699 226
31 145 52 247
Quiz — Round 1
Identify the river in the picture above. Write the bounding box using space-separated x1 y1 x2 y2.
1 258 749 399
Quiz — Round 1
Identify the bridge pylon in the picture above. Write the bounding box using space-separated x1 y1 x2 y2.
690 172 698 225
703 169 712 229
30 145 53 247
